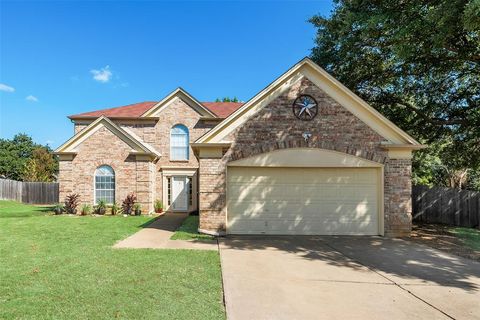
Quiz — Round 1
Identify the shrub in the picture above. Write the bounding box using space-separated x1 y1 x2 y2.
53 203 64 215
154 199 163 213
134 203 142 216
110 202 119 215
122 193 136 215
64 193 80 214
80 204 92 216
95 199 107 215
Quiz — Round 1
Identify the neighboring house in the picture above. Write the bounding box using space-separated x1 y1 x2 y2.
55 58 424 237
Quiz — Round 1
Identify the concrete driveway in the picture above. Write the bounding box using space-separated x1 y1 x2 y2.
219 236 480 320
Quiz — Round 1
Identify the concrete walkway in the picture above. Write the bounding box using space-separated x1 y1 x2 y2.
219 236 480 320
113 213 217 250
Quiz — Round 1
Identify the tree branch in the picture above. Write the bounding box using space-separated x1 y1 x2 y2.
373 95 469 126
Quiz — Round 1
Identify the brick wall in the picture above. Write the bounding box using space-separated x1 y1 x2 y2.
198 158 226 232
384 158 412 236
63 97 216 213
199 77 413 236
57 126 151 212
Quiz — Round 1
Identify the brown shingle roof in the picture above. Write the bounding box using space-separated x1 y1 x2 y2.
202 102 243 118
69 101 243 119
68 101 158 119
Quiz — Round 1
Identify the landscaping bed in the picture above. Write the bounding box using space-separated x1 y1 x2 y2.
410 223 480 262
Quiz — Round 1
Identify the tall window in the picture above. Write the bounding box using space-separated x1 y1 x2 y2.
170 124 189 160
94 165 115 204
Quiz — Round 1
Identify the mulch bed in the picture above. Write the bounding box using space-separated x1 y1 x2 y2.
408 223 480 262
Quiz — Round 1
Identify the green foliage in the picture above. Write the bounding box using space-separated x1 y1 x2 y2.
412 140 475 189
0 134 58 181
154 199 163 211
53 203 64 215
110 202 120 215
95 200 107 215
215 97 239 103
133 203 142 215
21 147 58 182
309 0 480 190
80 204 92 216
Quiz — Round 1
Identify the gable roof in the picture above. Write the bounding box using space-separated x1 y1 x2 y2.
195 57 421 146
141 87 217 118
54 116 161 157
202 102 243 118
69 102 157 119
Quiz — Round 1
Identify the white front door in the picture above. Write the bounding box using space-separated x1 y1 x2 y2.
172 176 188 211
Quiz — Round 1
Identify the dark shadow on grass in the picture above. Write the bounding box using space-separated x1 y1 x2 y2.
221 235 480 291
0 205 53 218
137 216 163 228
138 212 188 231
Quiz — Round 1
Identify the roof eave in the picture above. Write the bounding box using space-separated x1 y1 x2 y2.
380 144 427 150
69 116 160 121
191 142 232 149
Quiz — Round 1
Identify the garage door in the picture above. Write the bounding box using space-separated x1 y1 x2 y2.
227 167 379 235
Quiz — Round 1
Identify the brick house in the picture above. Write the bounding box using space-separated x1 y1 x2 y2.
55 58 424 237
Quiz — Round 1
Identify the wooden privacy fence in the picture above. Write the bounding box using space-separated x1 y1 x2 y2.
0 178 59 204
413 185 480 228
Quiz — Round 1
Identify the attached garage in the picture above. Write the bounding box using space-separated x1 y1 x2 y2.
226 149 384 235
195 58 423 237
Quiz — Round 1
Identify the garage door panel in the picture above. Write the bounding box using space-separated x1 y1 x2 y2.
227 167 379 235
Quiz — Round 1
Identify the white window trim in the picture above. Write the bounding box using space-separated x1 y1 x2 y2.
93 165 115 205
170 124 189 161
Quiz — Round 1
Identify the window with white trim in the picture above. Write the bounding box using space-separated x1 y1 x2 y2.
170 124 189 160
94 165 115 204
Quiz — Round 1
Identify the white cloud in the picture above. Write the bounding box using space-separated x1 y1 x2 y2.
0 83 15 92
26 95 38 102
90 65 112 83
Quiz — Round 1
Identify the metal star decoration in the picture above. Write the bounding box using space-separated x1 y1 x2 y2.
292 95 318 120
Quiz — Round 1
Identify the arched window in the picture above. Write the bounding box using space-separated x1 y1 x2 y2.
170 124 189 160
94 165 115 204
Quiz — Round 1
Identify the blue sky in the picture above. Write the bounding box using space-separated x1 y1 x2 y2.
0 1 333 148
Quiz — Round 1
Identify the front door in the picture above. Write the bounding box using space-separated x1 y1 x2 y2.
172 176 188 211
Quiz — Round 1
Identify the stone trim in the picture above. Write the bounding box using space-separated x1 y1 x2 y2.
227 138 387 164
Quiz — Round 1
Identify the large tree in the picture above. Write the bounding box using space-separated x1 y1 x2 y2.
0 134 58 181
309 0 480 189
21 147 58 182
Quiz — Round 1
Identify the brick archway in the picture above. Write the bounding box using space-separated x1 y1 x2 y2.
227 137 387 164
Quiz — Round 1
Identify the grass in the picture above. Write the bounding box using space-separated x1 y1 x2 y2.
452 227 480 251
170 215 215 241
0 201 224 320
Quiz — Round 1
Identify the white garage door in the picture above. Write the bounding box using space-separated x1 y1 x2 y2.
227 167 379 235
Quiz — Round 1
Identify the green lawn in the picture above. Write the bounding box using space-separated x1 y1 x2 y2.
170 215 215 241
0 201 224 320
452 227 480 251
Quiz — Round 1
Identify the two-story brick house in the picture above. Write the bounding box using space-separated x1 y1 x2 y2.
55 58 424 237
